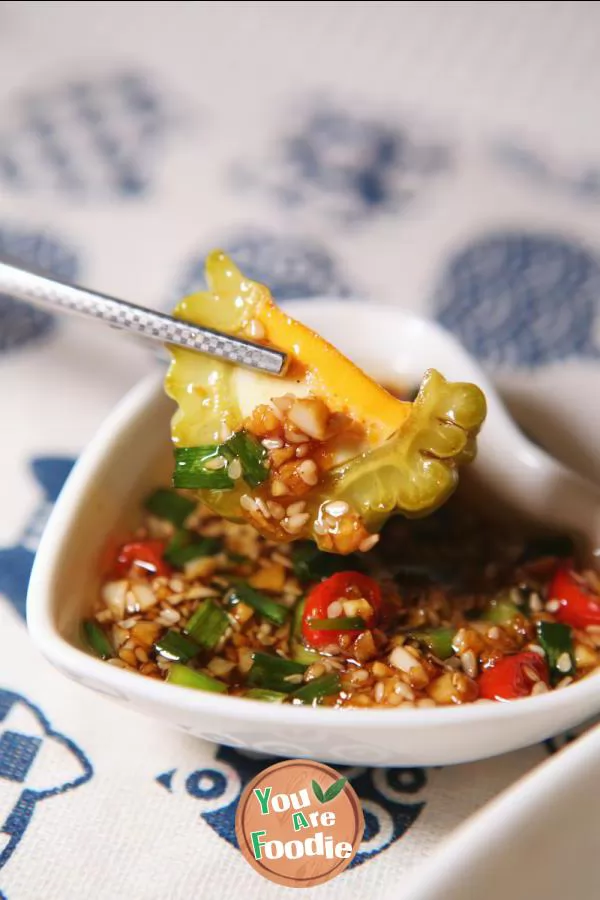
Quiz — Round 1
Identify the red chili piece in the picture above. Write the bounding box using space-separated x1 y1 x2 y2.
478 651 550 702
302 571 381 648
549 564 600 629
114 540 170 578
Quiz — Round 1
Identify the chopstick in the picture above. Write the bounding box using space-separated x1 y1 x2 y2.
0 259 288 375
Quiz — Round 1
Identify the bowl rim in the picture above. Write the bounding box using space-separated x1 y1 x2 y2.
27 301 600 732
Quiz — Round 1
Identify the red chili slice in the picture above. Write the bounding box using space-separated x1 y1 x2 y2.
478 651 550 702
114 540 171 578
302 571 382 648
549 564 600 629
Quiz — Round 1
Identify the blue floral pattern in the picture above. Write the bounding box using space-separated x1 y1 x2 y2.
0 456 75 619
0 229 80 353
236 104 450 223
0 72 177 198
0 690 93 876
492 142 600 203
173 230 353 302
434 232 600 366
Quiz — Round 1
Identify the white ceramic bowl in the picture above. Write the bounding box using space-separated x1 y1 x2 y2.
27 302 600 767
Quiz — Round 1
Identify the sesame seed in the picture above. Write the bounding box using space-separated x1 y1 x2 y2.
327 601 343 618
556 651 573 673
160 607 181 624
282 512 310 533
394 681 415 700
523 665 540 683
546 599 561 613
286 500 306 516
461 650 478 678
351 668 369 683
389 646 422 674
254 496 271 518
529 592 543 612
359 534 380 553
298 459 319 486
324 500 349 518
283 673 304 685
204 456 227 470
267 501 285 520
228 458 242 480
240 494 257 513
296 444 311 458
527 644 546 657
374 681 386 703
262 437 284 450
271 480 287 497
284 426 310 444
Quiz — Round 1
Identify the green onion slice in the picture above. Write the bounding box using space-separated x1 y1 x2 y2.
291 598 321 663
228 582 289 625
407 627 455 660
483 595 522 624
167 663 227 693
290 673 341 704
173 446 235 491
536 620 575 684
307 616 366 631
83 620 114 660
244 688 287 703
185 600 229 649
154 630 201 663
224 430 269 488
164 530 221 568
247 652 307 693
143 488 196 527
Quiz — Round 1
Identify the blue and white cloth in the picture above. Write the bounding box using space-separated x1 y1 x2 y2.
1 3 599 898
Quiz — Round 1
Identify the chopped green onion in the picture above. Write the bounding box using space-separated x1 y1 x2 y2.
173 446 235 491
167 663 227 693
228 582 289 625
154 630 201 663
292 541 362 584
536 621 575 684
143 488 196 527
245 688 287 703
519 535 574 564
83 619 114 660
224 430 269 488
247 652 307 693
291 598 320 663
185 600 229 649
290 673 341 704
407 627 455 660
307 616 366 631
483 595 522 624
164 530 221 567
